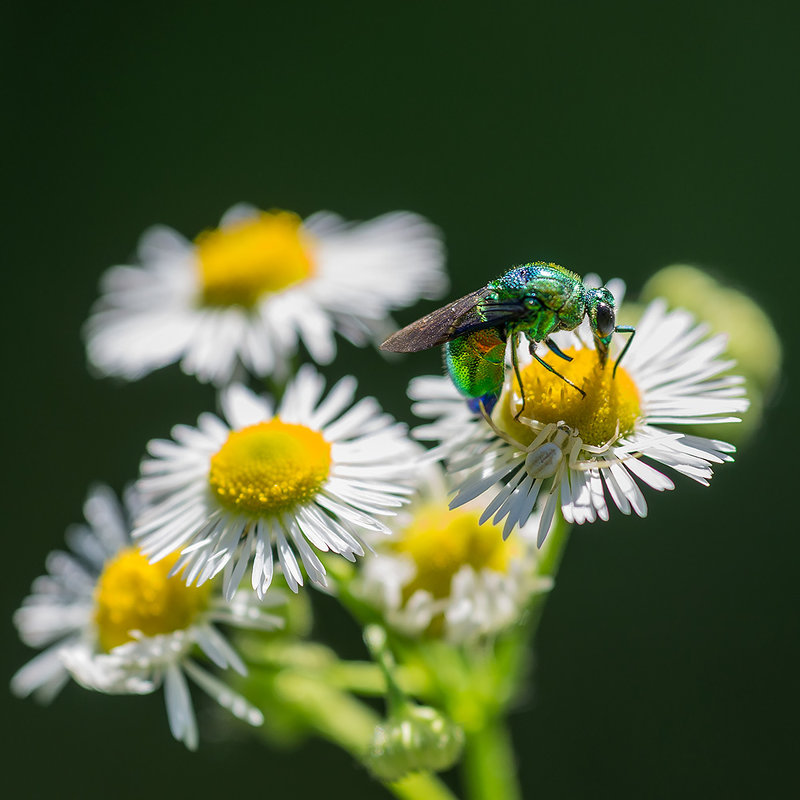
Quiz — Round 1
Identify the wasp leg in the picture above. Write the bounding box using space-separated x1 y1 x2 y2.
612 325 636 378
531 350 586 398
545 337 573 362
511 331 527 420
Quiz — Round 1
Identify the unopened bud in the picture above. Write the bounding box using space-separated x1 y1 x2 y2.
642 264 782 443
642 264 782 395
367 704 464 782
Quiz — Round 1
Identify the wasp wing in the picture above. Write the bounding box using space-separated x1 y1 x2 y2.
380 288 527 352
380 289 488 352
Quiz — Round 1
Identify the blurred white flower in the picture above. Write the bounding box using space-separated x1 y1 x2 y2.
85 204 447 385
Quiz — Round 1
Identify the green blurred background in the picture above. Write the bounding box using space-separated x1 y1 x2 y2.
4 1 797 797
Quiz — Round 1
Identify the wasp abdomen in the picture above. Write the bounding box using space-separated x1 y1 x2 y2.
444 328 506 401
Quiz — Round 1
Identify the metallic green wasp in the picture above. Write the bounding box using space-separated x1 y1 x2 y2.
381 261 635 415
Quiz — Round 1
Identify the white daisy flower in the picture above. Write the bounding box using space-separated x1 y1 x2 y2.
357 466 552 643
411 295 749 544
84 204 447 385
134 364 417 598
11 485 281 750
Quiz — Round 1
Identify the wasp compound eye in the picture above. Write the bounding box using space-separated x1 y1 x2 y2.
595 302 615 337
524 296 542 310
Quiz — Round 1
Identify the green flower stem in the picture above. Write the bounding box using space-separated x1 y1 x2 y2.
458 512 571 800
462 718 520 800
326 659 431 697
240 637 431 697
391 773 461 800
264 355 298 398
365 625 410 714
272 672 458 800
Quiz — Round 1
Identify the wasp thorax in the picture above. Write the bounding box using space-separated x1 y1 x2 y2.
507 347 641 447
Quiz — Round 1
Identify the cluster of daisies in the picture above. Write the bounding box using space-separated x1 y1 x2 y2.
12 204 747 750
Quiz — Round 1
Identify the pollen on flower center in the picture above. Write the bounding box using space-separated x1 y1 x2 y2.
196 210 315 308
93 548 210 652
393 506 518 602
511 347 641 446
208 420 332 515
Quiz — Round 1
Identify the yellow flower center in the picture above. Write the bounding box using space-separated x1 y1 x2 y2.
208 420 332 515
393 506 518 603
196 210 315 308
505 347 641 447
93 548 210 652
